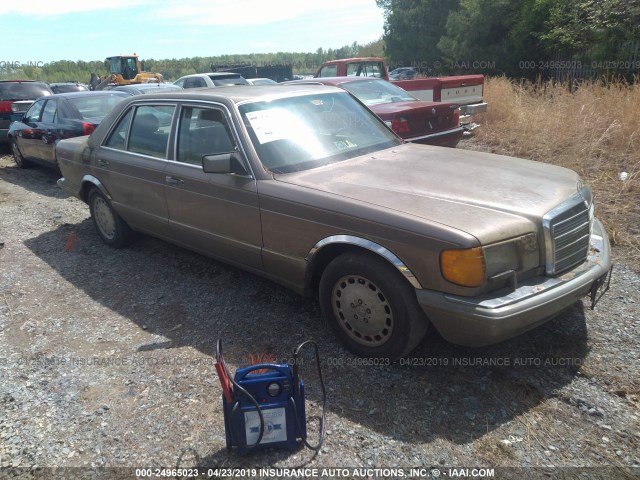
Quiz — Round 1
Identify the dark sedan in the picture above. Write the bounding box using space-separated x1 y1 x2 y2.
0 80 53 144
286 77 464 147
8 90 128 170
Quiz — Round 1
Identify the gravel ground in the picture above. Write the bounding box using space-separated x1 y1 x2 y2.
1 145 639 479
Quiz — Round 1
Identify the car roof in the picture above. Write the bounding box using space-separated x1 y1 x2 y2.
0 79 47 84
286 77 385 86
48 91 129 99
119 84 343 105
179 73 243 79
114 83 181 90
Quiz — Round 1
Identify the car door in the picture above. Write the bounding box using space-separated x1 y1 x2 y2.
15 98 46 160
33 98 59 164
94 103 175 237
163 104 263 269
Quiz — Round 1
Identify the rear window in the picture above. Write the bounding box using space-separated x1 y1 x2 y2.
0 82 52 101
51 84 88 94
208 74 249 86
67 94 126 120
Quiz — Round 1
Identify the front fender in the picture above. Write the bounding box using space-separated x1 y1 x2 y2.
306 234 423 290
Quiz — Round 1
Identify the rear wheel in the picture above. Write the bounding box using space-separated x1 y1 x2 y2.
319 251 429 360
88 188 136 248
11 138 31 168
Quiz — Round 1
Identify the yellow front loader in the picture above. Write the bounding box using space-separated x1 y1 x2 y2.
90 54 163 90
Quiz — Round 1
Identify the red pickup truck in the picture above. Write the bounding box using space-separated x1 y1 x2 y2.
315 57 487 127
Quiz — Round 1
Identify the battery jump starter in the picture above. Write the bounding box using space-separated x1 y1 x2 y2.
214 339 326 455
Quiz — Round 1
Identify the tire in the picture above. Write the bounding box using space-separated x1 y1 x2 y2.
319 251 429 360
88 188 136 248
11 138 31 169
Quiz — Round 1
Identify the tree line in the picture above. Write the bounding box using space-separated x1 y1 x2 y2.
377 0 640 78
0 40 385 83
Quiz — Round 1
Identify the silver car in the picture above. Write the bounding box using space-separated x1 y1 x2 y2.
56 85 612 359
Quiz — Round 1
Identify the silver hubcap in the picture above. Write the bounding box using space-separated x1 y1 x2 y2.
93 197 116 240
331 275 393 347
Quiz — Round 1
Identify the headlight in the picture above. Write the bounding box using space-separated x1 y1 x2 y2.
440 247 485 287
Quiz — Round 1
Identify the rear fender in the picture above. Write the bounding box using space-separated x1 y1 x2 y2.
80 175 111 202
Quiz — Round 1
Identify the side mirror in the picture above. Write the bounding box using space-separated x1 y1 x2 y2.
202 152 248 175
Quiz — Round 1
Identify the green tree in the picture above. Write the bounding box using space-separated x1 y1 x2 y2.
438 0 553 76
377 0 459 69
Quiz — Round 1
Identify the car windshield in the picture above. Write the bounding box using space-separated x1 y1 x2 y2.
0 83 51 101
239 91 401 174
68 94 126 120
340 79 416 106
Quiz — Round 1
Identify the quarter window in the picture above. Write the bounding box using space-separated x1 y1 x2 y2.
105 109 133 150
177 106 237 165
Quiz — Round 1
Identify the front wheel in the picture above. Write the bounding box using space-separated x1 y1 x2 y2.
319 251 429 360
11 138 31 168
88 188 136 248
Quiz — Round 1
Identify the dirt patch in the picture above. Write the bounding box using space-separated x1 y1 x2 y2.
1 147 639 477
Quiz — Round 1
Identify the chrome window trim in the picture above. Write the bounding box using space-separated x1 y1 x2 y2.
172 101 255 179
307 234 423 289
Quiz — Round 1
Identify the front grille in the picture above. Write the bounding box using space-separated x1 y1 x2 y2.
543 192 592 275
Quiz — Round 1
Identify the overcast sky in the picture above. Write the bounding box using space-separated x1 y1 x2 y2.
2 0 385 64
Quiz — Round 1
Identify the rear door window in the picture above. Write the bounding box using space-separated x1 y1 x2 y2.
127 105 175 158
24 98 46 124
41 99 57 123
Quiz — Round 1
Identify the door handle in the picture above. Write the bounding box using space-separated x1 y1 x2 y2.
165 176 184 186
98 159 109 168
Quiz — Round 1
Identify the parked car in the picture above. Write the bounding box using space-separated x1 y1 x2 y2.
286 77 463 147
0 80 53 144
9 91 128 170
246 78 278 85
389 67 418 80
174 73 249 89
111 83 183 95
49 82 89 94
56 85 612 360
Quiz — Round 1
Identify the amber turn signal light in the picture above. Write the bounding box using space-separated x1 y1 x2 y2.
440 247 486 287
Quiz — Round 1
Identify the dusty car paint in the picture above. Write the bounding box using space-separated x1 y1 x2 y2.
56 85 612 358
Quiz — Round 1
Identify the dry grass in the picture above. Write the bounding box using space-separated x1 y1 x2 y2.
469 77 640 251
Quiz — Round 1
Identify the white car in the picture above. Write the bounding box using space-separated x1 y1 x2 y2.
173 73 249 89
246 78 278 85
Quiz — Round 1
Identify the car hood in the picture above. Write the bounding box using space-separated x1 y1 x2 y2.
274 143 581 245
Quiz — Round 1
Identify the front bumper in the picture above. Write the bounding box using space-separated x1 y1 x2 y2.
460 102 488 116
416 218 612 347
407 126 465 148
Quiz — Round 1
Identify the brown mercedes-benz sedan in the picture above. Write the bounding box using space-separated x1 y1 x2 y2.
56 85 612 359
